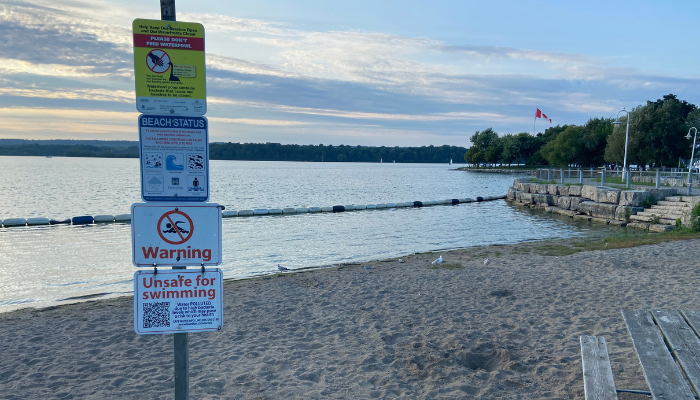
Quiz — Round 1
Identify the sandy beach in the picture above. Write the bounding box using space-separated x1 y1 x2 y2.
2 237 699 399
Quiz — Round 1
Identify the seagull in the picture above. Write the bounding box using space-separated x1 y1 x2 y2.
432 256 443 264
484 258 491 265
398 258 405 263
278 264 290 272
364 266 371 270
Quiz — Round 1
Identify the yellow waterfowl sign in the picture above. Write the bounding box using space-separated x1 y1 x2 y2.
133 19 206 116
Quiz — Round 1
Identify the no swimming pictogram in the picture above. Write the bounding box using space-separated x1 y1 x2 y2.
157 210 194 245
146 49 171 73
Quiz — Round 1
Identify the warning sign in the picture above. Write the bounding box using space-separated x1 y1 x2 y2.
134 268 223 334
132 203 221 267
133 19 206 116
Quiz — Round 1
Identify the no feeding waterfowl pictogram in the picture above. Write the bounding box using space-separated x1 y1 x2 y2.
146 49 171 73
157 210 194 245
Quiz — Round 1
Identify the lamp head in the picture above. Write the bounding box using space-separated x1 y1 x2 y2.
687 133 692 140
612 120 622 126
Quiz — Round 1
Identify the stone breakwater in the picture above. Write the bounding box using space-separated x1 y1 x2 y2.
455 167 536 175
506 179 696 232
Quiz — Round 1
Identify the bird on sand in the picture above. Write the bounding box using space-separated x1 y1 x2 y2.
278 264 290 272
432 256 443 264
484 258 491 265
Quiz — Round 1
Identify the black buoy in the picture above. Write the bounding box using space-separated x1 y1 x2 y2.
413 201 423 207
332 205 345 213
451 199 459 205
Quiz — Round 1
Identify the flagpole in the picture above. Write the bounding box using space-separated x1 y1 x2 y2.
534 106 536 135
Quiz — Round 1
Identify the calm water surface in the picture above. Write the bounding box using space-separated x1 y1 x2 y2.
0 157 619 312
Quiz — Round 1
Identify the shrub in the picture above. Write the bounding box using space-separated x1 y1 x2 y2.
642 194 657 208
651 214 661 224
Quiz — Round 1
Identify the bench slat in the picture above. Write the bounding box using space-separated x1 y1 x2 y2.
580 336 618 400
622 309 695 400
654 310 700 398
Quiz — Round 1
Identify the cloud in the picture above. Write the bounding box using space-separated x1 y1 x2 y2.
1 1 700 145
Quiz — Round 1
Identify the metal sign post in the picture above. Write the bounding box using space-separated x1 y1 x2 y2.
130 2 216 400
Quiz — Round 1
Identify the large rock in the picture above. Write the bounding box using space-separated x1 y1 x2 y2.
518 182 531 193
569 196 585 211
533 194 555 206
578 201 618 219
540 184 550 194
569 185 582 197
507 187 516 200
520 193 533 204
558 196 572 210
558 185 570 196
548 184 559 195
581 185 597 200
594 187 621 204
648 188 676 201
619 190 651 207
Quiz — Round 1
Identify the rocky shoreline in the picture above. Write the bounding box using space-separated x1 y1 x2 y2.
506 179 699 232
454 167 536 174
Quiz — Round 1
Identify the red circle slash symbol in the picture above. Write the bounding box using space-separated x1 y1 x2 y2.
158 210 194 245
146 49 171 74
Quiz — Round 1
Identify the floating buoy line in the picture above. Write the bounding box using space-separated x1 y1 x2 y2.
1 195 506 228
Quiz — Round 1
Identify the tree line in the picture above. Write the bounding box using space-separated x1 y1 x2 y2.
0 142 467 164
465 94 700 169
209 143 466 163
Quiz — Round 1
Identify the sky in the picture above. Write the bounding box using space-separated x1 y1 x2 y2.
1 0 700 146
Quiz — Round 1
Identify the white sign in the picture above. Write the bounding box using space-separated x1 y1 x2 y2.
134 268 223 335
139 115 209 202
132 203 222 267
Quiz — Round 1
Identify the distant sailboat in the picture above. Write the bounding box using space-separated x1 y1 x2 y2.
393 160 395 163
449 158 452 165
380 158 383 164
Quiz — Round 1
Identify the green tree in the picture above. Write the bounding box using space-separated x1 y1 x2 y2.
605 94 696 168
539 126 582 167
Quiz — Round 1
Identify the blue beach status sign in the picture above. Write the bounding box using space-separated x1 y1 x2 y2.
138 114 209 202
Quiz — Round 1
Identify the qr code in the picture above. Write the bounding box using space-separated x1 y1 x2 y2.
187 154 204 170
143 302 170 328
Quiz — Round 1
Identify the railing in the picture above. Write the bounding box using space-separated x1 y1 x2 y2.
534 168 700 195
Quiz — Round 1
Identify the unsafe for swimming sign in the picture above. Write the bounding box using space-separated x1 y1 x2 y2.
132 203 221 267
134 268 223 334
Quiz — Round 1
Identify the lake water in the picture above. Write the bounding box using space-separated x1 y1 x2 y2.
0 157 619 312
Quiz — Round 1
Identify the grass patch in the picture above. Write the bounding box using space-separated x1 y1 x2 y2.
591 177 658 187
574 229 700 251
429 263 464 270
535 244 583 256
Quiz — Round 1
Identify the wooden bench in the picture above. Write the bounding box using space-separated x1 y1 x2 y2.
581 310 700 400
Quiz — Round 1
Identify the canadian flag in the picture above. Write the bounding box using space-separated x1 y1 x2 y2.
536 108 552 123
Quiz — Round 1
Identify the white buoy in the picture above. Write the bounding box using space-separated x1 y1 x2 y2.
321 206 333 212
343 205 355 211
395 202 406 208
386 203 396 208
254 209 269 215
376 204 387 209
296 207 309 213
268 208 283 215
366 204 377 209
2 218 26 227
354 205 366 210
114 214 132 222
426 200 438 206
238 210 254 216
27 217 50 226
282 208 297 214
309 207 322 213
94 215 115 223
222 210 238 218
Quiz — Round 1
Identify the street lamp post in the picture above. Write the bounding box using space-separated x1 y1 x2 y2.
613 109 631 188
686 127 698 195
